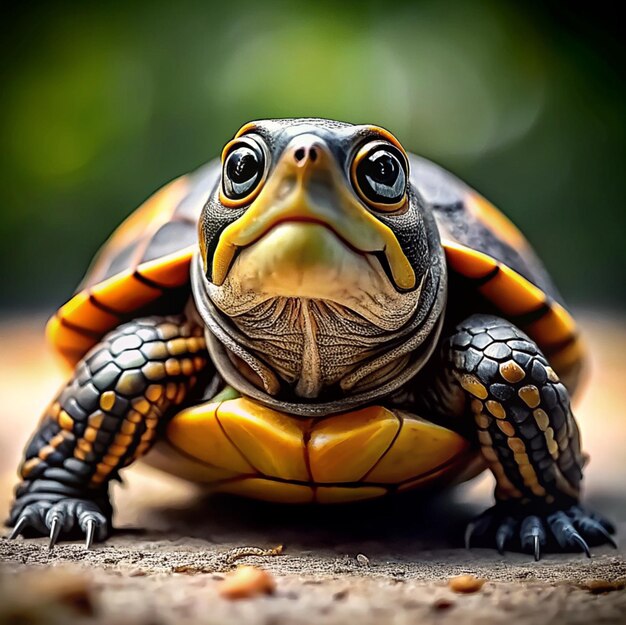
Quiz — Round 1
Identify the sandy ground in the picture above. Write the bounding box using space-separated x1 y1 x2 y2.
0 313 625 625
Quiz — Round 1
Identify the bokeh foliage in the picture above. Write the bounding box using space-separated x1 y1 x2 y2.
0 0 624 310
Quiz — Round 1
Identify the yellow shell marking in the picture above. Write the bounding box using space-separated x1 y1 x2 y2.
465 191 529 252
216 399 310 481
308 406 400 482
363 411 469 484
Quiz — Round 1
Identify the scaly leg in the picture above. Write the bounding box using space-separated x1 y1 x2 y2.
424 314 615 559
7 315 209 547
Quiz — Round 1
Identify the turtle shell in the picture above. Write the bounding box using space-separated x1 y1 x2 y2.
48 154 584 390
46 161 220 367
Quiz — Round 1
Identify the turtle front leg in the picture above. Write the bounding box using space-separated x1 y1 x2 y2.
7 315 209 548
425 314 615 559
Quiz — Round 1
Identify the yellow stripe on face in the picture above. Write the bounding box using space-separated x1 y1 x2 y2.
210 139 416 290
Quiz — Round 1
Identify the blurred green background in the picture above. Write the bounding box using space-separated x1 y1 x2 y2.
1 0 624 312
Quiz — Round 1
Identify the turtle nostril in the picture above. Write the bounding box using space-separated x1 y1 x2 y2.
294 145 320 164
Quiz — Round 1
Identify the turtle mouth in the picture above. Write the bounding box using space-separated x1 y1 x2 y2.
244 215 364 254
220 215 398 290
210 199 414 293
212 218 401 305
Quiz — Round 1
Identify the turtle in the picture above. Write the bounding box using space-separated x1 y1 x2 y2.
7 118 615 558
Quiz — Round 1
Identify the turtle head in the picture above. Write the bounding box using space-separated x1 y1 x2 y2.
195 119 446 409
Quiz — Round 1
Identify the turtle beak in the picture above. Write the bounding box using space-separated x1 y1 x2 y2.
210 134 416 291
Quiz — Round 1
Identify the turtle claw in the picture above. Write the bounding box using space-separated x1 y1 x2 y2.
48 517 62 550
84 518 96 550
548 510 591 557
465 503 615 558
520 516 546 560
533 535 541 562
8 515 28 540
572 533 591 558
568 505 617 548
495 532 506 555
7 499 109 548
495 517 517 555
464 510 492 549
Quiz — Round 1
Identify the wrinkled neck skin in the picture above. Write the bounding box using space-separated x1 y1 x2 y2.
191 238 447 417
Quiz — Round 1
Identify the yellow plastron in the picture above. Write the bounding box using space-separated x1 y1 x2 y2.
144 396 479 504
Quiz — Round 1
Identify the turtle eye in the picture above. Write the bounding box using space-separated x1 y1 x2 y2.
221 136 267 205
351 141 408 211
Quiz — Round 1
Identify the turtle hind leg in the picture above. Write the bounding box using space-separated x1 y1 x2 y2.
430 313 616 559
8 314 209 548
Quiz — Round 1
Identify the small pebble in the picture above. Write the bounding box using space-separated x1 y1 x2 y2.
218 566 276 600
580 579 626 594
356 554 370 567
448 574 486 594
433 597 456 610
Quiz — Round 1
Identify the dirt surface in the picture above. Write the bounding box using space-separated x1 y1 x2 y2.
1 313 625 625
